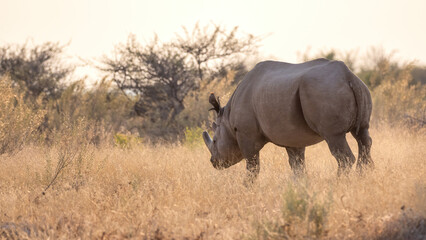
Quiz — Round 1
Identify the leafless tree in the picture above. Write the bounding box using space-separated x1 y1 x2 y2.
175 23 259 82
103 36 197 122
102 23 260 125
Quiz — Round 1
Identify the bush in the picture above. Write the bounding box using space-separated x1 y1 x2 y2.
251 183 332 239
42 78 135 145
370 63 426 127
113 133 142 149
43 117 95 192
183 127 205 148
0 42 71 100
0 77 45 155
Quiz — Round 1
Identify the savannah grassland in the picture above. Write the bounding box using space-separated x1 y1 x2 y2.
1 48 426 239
0 125 425 239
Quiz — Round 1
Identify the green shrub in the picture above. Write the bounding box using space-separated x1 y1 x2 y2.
114 133 141 149
251 183 332 239
283 185 309 221
183 127 205 148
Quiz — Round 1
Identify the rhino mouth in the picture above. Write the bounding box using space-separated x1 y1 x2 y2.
212 157 235 170
210 157 225 170
211 155 241 170
204 131 241 170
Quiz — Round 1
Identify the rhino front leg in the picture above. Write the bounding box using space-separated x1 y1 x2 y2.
236 131 266 184
246 153 260 182
285 147 306 175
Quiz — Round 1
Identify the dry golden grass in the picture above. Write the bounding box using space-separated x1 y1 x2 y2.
0 126 425 239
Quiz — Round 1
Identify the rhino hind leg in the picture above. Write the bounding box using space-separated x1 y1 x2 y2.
285 147 306 175
351 127 374 174
325 134 356 176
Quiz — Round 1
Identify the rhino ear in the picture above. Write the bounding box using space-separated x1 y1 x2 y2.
209 93 221 113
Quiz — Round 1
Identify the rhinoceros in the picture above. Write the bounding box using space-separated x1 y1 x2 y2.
202 59 373 179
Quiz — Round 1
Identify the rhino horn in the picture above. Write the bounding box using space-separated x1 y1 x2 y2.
202 131 213 153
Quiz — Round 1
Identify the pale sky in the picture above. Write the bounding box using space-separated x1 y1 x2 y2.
1 0 425 80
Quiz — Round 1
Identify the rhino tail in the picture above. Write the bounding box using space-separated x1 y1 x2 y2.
347 72 372 135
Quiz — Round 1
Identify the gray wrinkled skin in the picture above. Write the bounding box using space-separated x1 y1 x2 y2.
203 59 373 180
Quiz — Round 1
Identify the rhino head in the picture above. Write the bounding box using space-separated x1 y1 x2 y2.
203 93 243 169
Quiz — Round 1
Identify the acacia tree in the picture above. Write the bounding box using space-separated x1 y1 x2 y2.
103 36 197 123
102 23 259 132
0 42 71 100
175 23 259 82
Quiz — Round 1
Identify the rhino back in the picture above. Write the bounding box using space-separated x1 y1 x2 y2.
228 59 357 148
